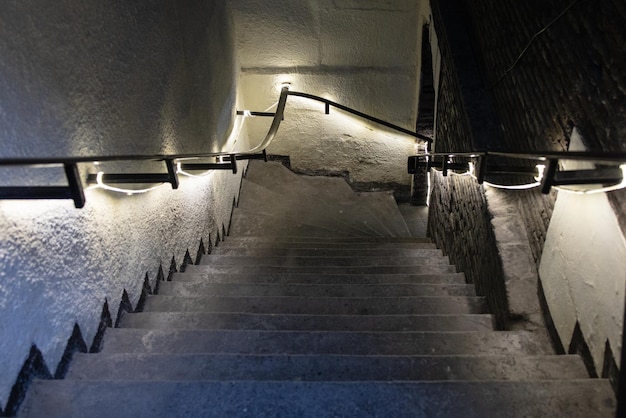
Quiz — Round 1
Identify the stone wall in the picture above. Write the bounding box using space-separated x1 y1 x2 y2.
428 171 509 328
428 0 510 330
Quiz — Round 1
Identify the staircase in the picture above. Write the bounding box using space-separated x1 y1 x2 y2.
19 161 615 417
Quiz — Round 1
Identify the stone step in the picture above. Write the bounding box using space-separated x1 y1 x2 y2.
157 282 476 297
20 380 615 417
66 353 588 381
101 329 553 356
220 236 433 244
357 191 412 237
199 255 450 267
184 264 457 275
216 240 437 250
243 161 355 204
230 211 376 238
234 180 388 237
120 312 495 331
244 161 355 201
143 295 488 315
171 272 467 285
398 204 429 238
242 161 398 236
210 247 443 257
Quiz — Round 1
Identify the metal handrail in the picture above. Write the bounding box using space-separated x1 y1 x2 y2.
0 85 489 208
412 151 626 165
287 91 432 142
408 150 626 194
0 87 291 207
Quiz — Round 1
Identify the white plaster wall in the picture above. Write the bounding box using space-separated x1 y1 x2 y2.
540 190 626 370
232 0 423 184
0 1 237 157
0 1 245 409
539 131 626 371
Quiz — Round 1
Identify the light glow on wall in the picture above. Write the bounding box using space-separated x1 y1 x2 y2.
86 172 167 196
554 164 626 195
176 162 215 179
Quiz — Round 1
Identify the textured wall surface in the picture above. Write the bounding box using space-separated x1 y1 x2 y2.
540 189 626 371
0 1 237 158
463 0 626 372
463 0 626 237
430 0 626 373
427 171 509 329
232 0 426 185
0 1 243 409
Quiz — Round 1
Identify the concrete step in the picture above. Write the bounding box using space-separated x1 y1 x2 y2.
244 161 355 204
210 247 443 257
171 272 467 285
101 329 553 356
199 255 451 267
245 161 355 201
220 236 433 244
143 295 489 315
120 312 495 331
66 353 588 381
230 211 375 238
398 203 429 238
184 264 457 275
234 180 387 237
20 380 615 417
157 282 477 297
357 191 412 237
216 240 438 250
242 161 397 236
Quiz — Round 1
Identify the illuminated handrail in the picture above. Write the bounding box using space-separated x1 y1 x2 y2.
237 90 433 142
0 84 433 208
408 151 626 195
0 87 291 208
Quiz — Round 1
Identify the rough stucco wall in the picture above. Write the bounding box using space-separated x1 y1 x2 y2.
232 0 422 185
0 1 243 409
538 133 626 373
0 1 237 157
540 190 626 371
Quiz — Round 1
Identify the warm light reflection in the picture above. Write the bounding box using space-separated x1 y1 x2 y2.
176 162 215 179
274 78 292 92
86 172 167 196
555 164 626 195
469 162 543 190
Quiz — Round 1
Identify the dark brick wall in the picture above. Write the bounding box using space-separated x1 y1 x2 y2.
428 171 509 329
431 0 502 152
464 0 626 153
430 0 626 271
463 0 626 237
428 0 511 329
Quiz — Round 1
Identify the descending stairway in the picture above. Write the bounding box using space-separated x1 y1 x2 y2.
20 161 615 417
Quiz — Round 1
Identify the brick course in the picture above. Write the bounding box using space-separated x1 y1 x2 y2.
427 171 509 329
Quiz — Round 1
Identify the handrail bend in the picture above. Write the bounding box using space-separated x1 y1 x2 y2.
287 91 432 143
0 87 291 207
0 85 430 207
